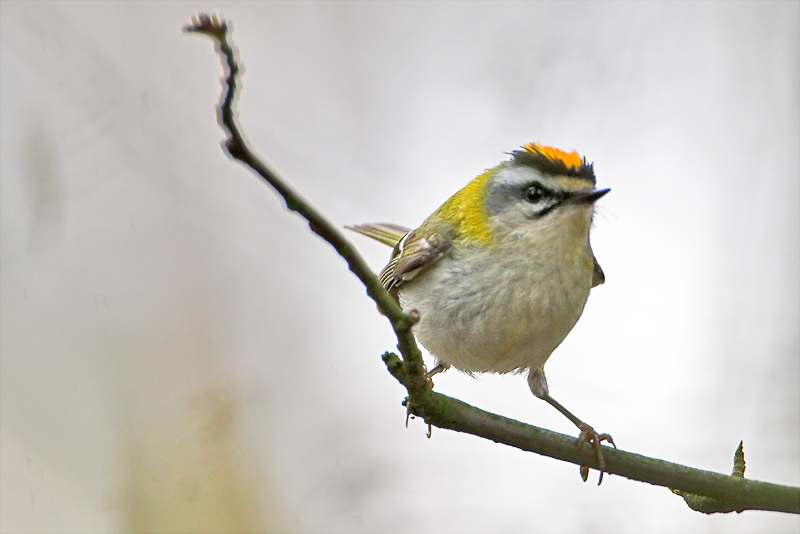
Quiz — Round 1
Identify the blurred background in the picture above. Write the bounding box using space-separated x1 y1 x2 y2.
1 2 798 533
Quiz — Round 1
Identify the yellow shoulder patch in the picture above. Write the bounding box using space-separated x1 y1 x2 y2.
436 166 497 246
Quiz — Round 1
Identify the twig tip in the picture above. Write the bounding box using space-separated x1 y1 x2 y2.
184 12 229 38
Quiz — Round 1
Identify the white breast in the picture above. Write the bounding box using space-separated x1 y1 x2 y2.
399 208 595 375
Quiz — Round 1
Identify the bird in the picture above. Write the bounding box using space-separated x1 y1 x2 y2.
348 143 614 482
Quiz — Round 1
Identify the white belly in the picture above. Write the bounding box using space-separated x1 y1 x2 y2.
398 241 593 374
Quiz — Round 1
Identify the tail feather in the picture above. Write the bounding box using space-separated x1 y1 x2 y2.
345 223 410 248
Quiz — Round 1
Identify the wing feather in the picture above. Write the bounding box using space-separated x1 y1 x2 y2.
349 222 453 291
591 254 605 287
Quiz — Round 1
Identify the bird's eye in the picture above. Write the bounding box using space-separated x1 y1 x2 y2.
525 185 546 203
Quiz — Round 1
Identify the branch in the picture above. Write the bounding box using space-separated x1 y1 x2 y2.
183 13 800 515
183 14 428 397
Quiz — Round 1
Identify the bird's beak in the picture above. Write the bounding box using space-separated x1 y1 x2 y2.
569 188 610 204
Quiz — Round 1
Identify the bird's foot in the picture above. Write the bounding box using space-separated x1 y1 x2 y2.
423 362 450 390
402 398 432 438
576 423 616 485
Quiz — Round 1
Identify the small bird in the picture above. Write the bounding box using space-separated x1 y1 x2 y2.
348 143 614 482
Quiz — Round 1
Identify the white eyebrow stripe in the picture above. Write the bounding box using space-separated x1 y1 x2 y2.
490 166 545 189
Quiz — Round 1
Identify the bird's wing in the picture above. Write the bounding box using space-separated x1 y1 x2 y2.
348 222 451 290
591 254 605 287
378 228 452 291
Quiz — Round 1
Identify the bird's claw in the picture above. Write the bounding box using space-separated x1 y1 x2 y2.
576 424 615 485
403 397 432 438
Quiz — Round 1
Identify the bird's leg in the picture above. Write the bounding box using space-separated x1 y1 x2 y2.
426 362 450 379
528 369 614 485
540 393 615 484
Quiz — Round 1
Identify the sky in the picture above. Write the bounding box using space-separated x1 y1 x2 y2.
1 2 799 533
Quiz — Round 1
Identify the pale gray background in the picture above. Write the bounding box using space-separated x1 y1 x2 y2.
1 2 798 533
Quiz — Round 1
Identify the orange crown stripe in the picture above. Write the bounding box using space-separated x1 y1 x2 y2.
522 144 584 170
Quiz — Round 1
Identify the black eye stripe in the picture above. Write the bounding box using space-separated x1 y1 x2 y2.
524 183 568 203
531 203 560 219
523 183 572 218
